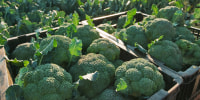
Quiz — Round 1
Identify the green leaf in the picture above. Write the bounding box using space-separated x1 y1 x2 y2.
7 58 24 67
72 11 80 26
6 85 24 100
175 1 183 9
0 33 7 45
86 14 94 27
194 8 200 19
77 0 84 6
40 39 57 55
152 4 158 15
123 8 137 28
69 37 82 56
23 60 29 67
9 9 15 14
79 71 99 81
148 35 164 49
116 78 127 92
15 67 30 86
53 39 57 47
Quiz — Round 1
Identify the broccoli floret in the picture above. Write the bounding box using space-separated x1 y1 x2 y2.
175 39 200 65
157 6 185 26
69 53 115 98
115 58 165 97
144 18 176 42
72 25 100 51
117 15 133 29
93 87 132 100
175 27 195 42
97 23 115 34
116 25 148 49
23 63 73 100
148 40 183 71
40 35 72 70
11 43 35 60
87 38 120 61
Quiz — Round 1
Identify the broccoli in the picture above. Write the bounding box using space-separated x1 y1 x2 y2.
148 40 183 71
23 63 73 100
92 87 132 100
157 6 185 26
40 35 72 70
144 18 176 42
116 25 148 49
175 26 195 42
140 15 156 26
112 59 124 69
175 39 200 65
87 38 120 61
11 43 35 60
97 23 115 34
115 58 165 97
72 25 100 51
117 15 133 29
69 53 115 98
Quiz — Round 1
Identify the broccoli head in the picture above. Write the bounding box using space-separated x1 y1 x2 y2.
93 87 132 100
116 25 148 49
69 53 115 98
115 58 165 97
148 40 183 71
11 43 35 60
140 15 156 26
144 18 176 42
72 25 100 51
87 38 120 61
175 26 195 42
23 63 73 100
175 39 200 65
157 6 185 26
97 23 115 34
40 35 72 69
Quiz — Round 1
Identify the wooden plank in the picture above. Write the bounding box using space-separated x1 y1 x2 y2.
0 47 13 100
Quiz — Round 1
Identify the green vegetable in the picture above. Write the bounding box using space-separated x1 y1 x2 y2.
97 23 115 34
23 63 73 100
115 58 165 97
175 26 195 42
148 40 183 71
87 38 120 61
144 18 176 42
157 6 185 26
175 39 200 65
69 53 115 98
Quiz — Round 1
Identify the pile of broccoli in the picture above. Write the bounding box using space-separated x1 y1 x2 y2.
115 58 165 97
22 63 73 100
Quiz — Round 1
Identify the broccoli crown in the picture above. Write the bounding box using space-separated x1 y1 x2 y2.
115 58 165 97
117 25 148 49
11 43 35 60
40 35 72 69
175 27 195 42
93 87 132 100
157 6 185 26
117 15 133 29
175 39 200 65
140 15 156 26
87 38 120 61
73 25 100 51
23 63 73 100
97 23 115 34
69 53 115 98
148 40 183 71
144 18 176 42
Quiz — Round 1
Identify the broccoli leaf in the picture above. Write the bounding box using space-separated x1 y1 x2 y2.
148 35 164 49
0 33 7 46
79 71 99 81
7 58 24 67
86 14 94 27
152 4 158 15
123 8 137 28
15 67 30 87
116 78 127 92
23 60 29 67
40 39 57 55
72 11 80 26
194 8 200 19
6 85 24 100
69 37 82 57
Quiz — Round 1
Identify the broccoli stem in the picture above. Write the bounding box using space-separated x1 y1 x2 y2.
38 55 43 66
